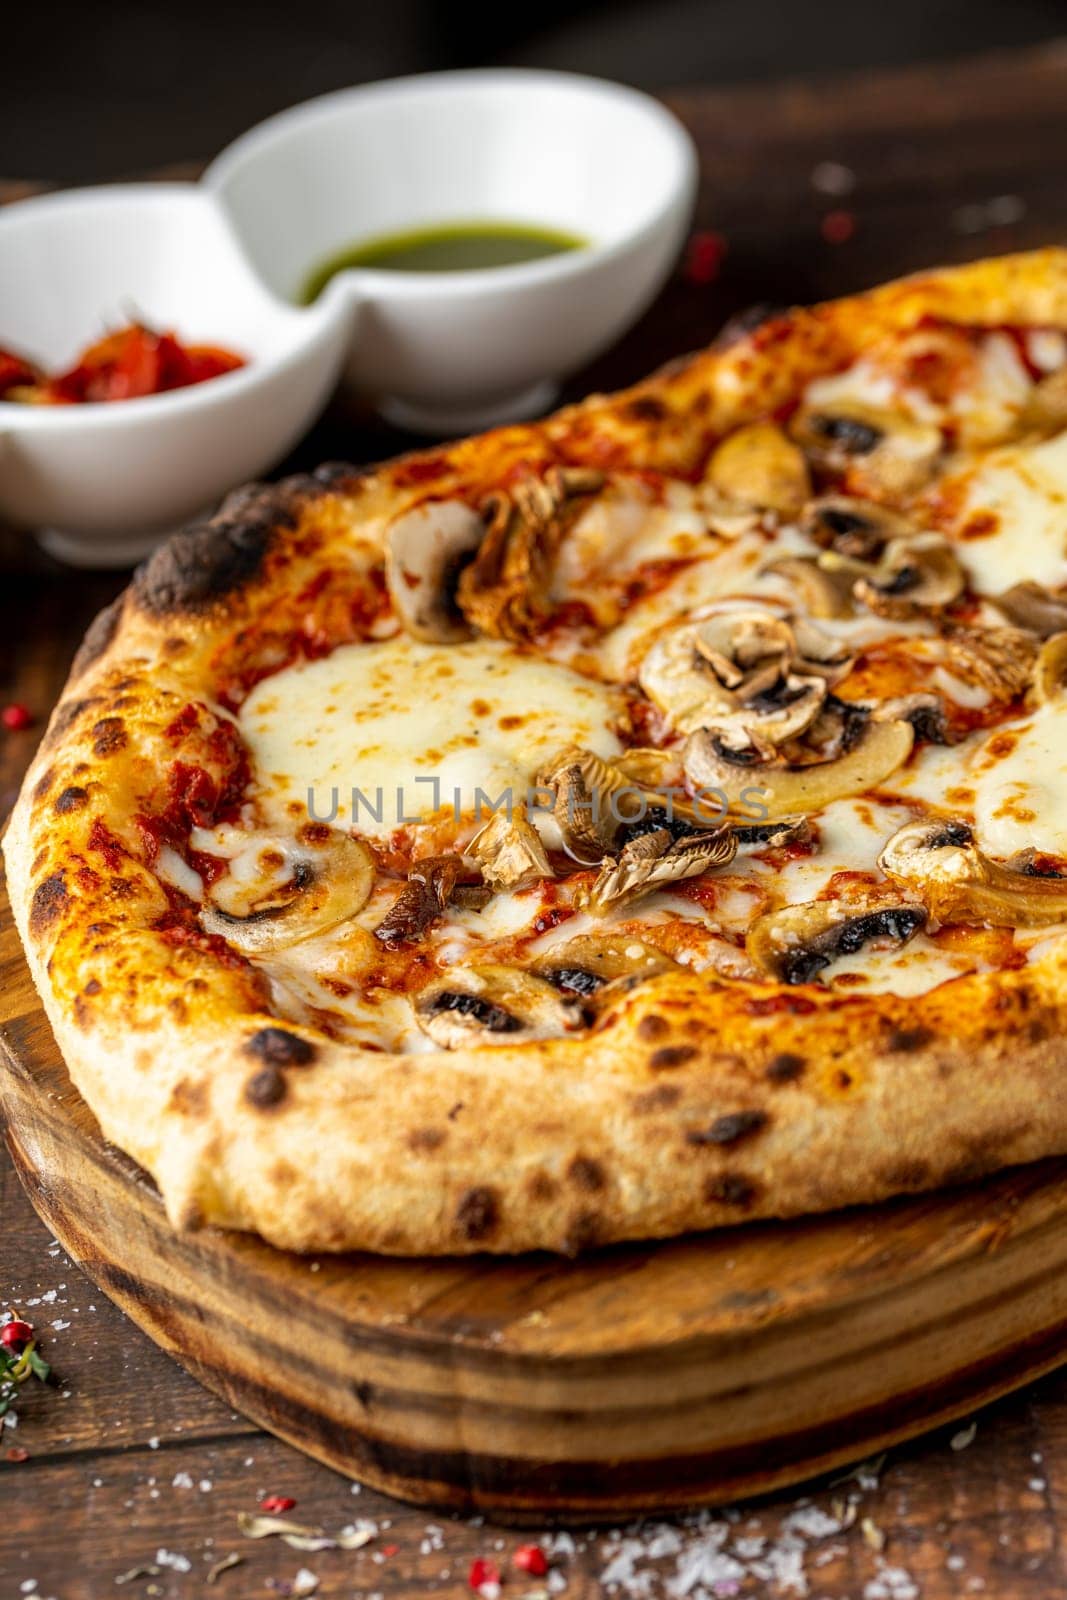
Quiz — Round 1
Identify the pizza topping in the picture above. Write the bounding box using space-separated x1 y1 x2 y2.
991 581 1067 638
940 624 1038 699
456 466 603 640
760 556 854 619
373 854 488 946
531 933 678 996
747 896 928 985
414 965 582 1048
685 714 914 817
469 806 553 891
820 532 965 619
704 422 812 516
879 816 1067 927
790 401 942 496
200 833 374 953
1032 632 1067 704
384 499 486 643
583 826 737 914
803 495 918 560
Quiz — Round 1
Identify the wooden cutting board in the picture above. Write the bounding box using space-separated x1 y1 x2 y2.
4 875 1067 1520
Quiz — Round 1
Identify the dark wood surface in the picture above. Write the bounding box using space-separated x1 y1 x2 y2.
5 39 1067 1598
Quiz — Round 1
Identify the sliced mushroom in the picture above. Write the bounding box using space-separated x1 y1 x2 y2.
685 716 914 818
468 805 553 890
879 817 1067 926
1022 365 1067 434
820 533 965 618
704 422 812 516
747 897 927 986
761 555 854 619
414 965 582 1048
790 402 943 497
1032 632 1067 704
531 934 679 996
373 854 486 946
385 500 486 643
992 581 1067 639
871 692 954 745
941 625 1038 701
583 826 737 915
201 833 374 954
803 496 918 561
732 815 812 850
537 746 636 862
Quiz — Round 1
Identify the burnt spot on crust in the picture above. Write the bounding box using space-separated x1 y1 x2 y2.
29 872 69 941
32 769 56 803
649 1043 697 1071
54 785 90 815
244 1026 316 1067
567 1155 606 1193
132 476 322 617
623 395 669 423
311 460 364 490
244 1065 287 1109
70 597 123 678
40 696 102 754
455 1185 500 1243
563 1210 604 1253
632 1083 682 1114
766 1051 805 1084
167 1078 210 1117
527 1170 558 1202
91 716 127 758
687 1110 769 1147
886 1026 934 1053
408 1127 447 1153
704 1172 760 1208
637 1013 669 1043
711 302 787 351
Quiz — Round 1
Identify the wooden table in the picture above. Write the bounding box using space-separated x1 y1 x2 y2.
5 40 1067 1600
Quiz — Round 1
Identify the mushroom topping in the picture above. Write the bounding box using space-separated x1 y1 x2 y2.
532 934 679 996
871 692 954 745
685 715 914 819
637 610 852 749
201 833 375 954
819 533 965 618
583 825 737 915
414 965 582 1049
803 496 918 561
704 422 812 517
941 625 1038 701
747 896 928 986
790 402 942 497
1022 365 1067 434
456 466 603 641
732 815 812 850
761 555 854 619
879 817 1067 926
1032 632 1067 704
537 746 635 862
373 854 488 946
469 804 553 891
992 581 1067 639
385 499 486 643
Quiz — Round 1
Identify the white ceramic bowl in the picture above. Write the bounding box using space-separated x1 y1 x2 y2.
0 184 349 566
0 71 696 566
205 69 698 433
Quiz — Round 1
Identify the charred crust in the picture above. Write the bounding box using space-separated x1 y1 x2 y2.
623 395 669 423
455 1186 500 1243
54 785 90 815
766 1051 805 1083
71 597 123 678
311 460 364 489
408 1127 447 1153
711 303 787 351
29 871 69 940
245 1026 316 1067
527 1171 558 1202
32 769 56 803
649 1043 697 1071
563 1210 604 1253
132 476 322 617
636 1013 669 1043
167 1078 210 1117
687 1110 769 1146
567 1155 606 1192
886 1025 934 1053
704 1172 759 1207
41 696 101 753
244 1065 287 1109
632 1083 682 1113
91 716 128 758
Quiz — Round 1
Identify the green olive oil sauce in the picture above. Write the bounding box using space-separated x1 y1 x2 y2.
300 220 588 302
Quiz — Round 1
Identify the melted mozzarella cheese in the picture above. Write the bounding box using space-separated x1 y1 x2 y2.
933 428 1067 594
240 636 623 841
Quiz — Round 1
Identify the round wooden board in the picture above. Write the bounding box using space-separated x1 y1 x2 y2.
4 881 1067 1522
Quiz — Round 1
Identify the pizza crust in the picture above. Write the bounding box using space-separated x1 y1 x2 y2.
10 248 1067 1255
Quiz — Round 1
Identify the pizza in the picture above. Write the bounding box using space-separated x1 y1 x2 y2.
9 248 1067 1256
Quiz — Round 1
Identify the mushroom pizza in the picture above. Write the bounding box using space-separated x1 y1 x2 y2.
10 250 1067 1254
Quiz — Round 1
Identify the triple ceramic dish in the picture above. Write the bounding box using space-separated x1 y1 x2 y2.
0 70 697 565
